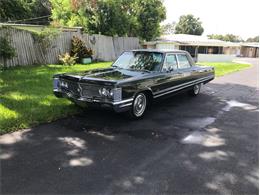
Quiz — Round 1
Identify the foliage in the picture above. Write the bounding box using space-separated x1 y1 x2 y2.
84 48 93 58
71 36 93 62
0 0 29 22
175 14 204 35
161 22 176 35
136 0 166 41
50 0 88 27
0 62 112 133
246 36 259 42
198 62 250 77
86 0 135 36
59 53 78 65
207 34 243 42
0 0 51 24
50 0 166 41
0 36 16 68
32 27 60 51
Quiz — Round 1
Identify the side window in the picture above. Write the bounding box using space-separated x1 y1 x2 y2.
163 54 178 71
176 54 191 69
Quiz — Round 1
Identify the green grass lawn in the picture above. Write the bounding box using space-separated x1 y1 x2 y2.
197 62 251 77
0 62 111 134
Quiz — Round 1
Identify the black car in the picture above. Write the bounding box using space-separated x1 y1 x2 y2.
53 49 214 118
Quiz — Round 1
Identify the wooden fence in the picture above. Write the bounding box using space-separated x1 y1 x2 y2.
0 27 140 67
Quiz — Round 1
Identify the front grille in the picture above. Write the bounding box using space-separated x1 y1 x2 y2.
60 79 80 97
79 83 101 98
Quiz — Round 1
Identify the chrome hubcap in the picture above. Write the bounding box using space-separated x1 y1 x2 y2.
194 84 200 94
133 94 146 117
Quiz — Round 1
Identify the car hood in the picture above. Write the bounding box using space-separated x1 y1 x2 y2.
62 68 149 84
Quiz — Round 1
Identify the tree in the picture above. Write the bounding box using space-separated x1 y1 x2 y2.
208 34 243 42
86 0 166 40
50 0 88 27
161 22 176 35
50 0 166 40
246 36 259 42
29 0 51 25
0 0 29 22
86 0 136 36
0 0 51 24
136 0 166 41
175 14 204 35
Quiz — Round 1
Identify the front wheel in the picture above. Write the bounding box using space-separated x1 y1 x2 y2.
189 83 202 96
128 93 147 119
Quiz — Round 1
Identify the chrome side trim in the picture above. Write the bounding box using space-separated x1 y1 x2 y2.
154 76 213 98
112 98 134 105
53 89 61 92
153 75 214 96
119 103 133 108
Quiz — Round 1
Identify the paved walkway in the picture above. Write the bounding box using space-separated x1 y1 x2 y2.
203 58 258 103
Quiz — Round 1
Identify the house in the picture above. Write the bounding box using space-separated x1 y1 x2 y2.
142 34 241 62
240 42 259 58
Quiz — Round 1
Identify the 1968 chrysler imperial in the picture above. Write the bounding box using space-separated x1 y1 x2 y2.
53 49 214 118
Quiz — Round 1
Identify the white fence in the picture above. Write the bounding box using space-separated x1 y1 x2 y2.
0 27 140 67
197 54 236 62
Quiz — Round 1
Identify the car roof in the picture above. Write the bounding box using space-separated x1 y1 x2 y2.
130 49 188 54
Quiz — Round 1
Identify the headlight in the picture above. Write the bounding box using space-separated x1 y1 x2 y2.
98 87 122 101
99 88 110 96
60 81 68 88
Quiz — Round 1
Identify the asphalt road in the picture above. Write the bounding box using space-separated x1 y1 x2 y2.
0 58 258 194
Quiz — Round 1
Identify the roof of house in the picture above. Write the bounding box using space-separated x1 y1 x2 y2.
240 42 259 48
144 34 240 47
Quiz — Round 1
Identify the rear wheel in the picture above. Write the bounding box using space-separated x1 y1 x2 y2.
189 83 201 96
128 92 147 119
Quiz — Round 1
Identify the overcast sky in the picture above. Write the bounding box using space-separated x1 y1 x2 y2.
163 0 259 39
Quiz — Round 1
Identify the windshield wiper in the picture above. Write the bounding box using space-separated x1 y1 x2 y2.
126 68 151 73
141 69 151 73
112 65 123 69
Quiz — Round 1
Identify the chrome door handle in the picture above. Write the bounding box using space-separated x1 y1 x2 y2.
176 72 184 76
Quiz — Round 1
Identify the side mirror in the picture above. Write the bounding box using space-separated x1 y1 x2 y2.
168 66 174 72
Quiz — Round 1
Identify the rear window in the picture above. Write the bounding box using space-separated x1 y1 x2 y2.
163 54 178 71
176 54 191 69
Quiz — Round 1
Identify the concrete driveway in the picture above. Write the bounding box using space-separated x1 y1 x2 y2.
0 58 258 194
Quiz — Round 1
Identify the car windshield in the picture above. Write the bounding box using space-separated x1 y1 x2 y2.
112 51 163 72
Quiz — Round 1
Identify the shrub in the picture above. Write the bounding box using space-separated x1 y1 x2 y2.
84 47 93 58
59 53 78 66
0 36 16 68
71 36 93 62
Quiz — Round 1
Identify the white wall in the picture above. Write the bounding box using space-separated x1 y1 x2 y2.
156 43 179 50
197 54 236 62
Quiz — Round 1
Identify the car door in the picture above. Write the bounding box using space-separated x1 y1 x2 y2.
176 53 194 84
152 53 184 97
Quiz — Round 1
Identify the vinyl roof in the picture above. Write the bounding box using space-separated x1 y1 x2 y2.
130 49 188 53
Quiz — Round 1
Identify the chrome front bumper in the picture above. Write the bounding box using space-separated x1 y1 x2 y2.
53 90 133 113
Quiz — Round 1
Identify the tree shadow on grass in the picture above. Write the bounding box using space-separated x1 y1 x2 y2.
0 64 112 132
0 95 79 133
0 82 259 194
